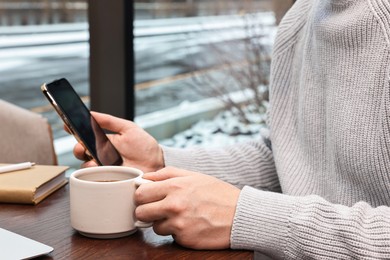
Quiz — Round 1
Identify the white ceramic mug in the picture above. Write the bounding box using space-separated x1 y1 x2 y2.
69 166 152 239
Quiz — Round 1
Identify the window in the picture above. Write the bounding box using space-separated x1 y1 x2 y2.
134 0 277 116
1 0 293 167
0 0 89 140
133 0 291 140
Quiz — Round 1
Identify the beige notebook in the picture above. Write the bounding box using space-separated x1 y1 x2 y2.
0 164 69 205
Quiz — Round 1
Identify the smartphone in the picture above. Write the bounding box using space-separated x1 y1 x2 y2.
41 78 123 166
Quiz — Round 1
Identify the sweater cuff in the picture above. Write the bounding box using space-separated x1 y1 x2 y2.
231 186 297 258
161 145 200 171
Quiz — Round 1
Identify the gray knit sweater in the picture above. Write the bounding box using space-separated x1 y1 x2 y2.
162 0 390 259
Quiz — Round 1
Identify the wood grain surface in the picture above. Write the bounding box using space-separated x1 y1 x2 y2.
0 185 253 259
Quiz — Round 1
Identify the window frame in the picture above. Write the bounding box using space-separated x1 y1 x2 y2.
88 0 134 120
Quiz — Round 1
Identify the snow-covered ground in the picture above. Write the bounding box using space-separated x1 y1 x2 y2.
160 105 268 148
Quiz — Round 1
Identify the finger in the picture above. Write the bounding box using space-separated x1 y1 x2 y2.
134 181 167 205
81 160 98 168
73 143 98 166
63 124 71 134
143 167 195 181
135 201 168 223
73 142 88 160
91 111 136 133
152 219 173 236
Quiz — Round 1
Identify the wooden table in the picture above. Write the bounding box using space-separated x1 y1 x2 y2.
0 185 253 259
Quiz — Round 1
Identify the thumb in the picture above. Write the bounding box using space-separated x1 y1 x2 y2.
91 111 134 133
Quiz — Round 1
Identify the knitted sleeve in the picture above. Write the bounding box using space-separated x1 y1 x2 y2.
231 187 390 259
162 137 280 191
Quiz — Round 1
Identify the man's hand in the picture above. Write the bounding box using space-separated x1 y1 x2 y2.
134 167 241 250
72 112 164 173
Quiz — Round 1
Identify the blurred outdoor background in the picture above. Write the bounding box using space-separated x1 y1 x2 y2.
0 0 294 166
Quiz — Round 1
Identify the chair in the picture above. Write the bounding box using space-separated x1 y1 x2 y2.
0 100 57 165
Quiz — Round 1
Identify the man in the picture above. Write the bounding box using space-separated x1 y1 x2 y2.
74 0 390 258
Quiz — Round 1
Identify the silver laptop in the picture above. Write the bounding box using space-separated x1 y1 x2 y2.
0 228 53 260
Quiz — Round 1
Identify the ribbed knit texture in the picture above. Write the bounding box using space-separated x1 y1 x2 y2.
162 0 390 258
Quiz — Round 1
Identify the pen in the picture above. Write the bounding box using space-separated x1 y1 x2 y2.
0 162 36 174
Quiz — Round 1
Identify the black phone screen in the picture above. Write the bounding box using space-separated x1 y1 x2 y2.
45 78 123 166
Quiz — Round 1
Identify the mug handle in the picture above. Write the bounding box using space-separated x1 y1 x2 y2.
134 177 153 228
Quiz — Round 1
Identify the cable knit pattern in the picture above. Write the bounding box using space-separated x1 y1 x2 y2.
162 0 390 258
